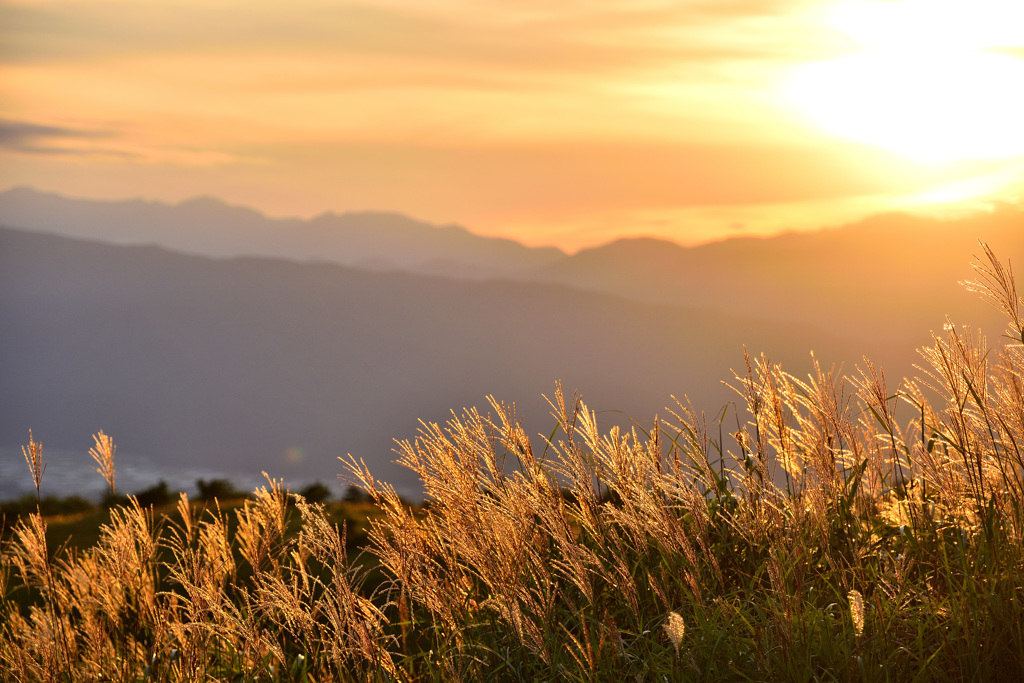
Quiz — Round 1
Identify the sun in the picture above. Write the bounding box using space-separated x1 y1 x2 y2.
786 0 1024 163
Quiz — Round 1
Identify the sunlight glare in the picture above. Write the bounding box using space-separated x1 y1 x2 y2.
786 0 1024 163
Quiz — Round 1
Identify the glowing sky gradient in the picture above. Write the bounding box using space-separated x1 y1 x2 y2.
2 0 1023 250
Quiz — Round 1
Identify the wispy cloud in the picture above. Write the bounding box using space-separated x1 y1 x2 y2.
0 118 120 155
0 0 829 71
0 117 245 165
0 1 832 153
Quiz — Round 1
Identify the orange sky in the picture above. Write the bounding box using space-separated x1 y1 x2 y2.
2 0 1023 251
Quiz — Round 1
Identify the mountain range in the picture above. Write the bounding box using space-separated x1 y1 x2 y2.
1 188 1021 498
0 187 565 278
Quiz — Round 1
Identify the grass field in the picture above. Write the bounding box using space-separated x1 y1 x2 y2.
2 246 1023 681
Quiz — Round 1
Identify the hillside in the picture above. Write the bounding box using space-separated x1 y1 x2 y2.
2 193 1020 498
1 226 870 498
528 208 1023 343
0 187 565 278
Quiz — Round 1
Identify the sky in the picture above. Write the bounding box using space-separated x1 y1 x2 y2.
1 0 1023 251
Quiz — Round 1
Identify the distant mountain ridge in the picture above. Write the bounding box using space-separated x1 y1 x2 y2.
2 186 1020 345
0 187 566 278
2 190 1021 498
526 207 1023 344
1 225 866 497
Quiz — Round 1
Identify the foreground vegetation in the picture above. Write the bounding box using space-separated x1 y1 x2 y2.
2 246 1023 681
0 484 378 560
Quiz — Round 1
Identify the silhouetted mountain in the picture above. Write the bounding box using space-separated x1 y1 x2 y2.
0 187 565 278
1 226 883 498
2 190 1019 498
529 207 1023 344
4 188 1018 346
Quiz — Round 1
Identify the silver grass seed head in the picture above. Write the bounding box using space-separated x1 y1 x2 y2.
665 611 685 655
848 589 865 637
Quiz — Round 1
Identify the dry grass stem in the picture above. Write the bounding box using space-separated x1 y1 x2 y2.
88 431 117 495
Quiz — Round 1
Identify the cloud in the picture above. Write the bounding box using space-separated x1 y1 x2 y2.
0 0 840 153
0 0 831 72
0 118 241 164
0 118 119 155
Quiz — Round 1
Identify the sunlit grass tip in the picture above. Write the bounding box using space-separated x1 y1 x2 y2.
665 611 685 656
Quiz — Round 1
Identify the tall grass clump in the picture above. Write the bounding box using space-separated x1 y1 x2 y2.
1 467 395 680
2 245 1023 681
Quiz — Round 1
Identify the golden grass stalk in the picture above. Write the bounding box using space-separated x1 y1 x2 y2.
22 430 45 499
664 611 685 656
89 430 116 495
848 590 865 637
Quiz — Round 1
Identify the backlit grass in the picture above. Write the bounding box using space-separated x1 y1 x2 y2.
2 246 1022 681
